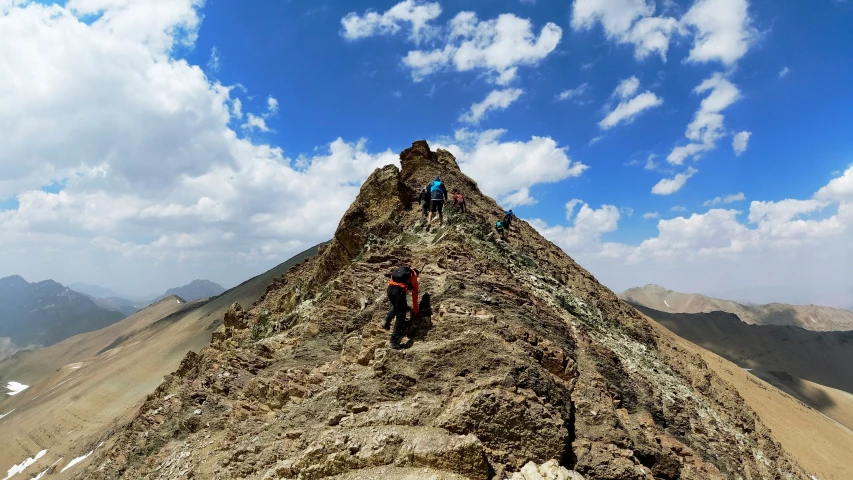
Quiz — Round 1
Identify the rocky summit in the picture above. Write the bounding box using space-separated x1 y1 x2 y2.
78 141 809 480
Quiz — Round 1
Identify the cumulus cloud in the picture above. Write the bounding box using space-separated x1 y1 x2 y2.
530 200 621 252
460 88 524 124
434 129 588 207
652 167 698 195
571 0 756 66
243 114 270 132
0 0 409 294
643 212 660 219
671 205 687 212
571 0 678 61
778 67 790 78
681 0 757 65
599 77 663 130
397 10 562 84
534 166 853 306
732 130 751 156
668 73 742 164
704 192 745 206
340 0 442 44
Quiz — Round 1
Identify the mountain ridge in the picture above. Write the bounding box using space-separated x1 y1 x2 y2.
620 283 853 331
75 141 812 480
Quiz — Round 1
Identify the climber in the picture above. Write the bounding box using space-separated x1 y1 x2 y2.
503 209 516 230
383 266 420 350
427 176 448 225
418 185 430 219
495 220 505 239
451 189 466 213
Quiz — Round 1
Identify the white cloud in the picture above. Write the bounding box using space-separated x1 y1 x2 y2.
400 11 562 85
614 76 640 99
434 129 588 207
588 136 604 145
643 212 660 219
599 78 663 130
621 206 634 217
778 66 790 78
460 88 524 124
644 154 659 171
266 96 279 116
652 167 697 195
571 0 678 61
704 192 745 206
535 166 853 307
681 0 757 65
733 130 751 156
231 98 243 119
667 73 742 164
557 83 590 103
0 0 412 295
243 114 270 132
671 205 687 212
531 200 621 252
208 46 221 73
340 0 442 44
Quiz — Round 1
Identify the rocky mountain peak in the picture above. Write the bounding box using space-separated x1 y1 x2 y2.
82 141 809 480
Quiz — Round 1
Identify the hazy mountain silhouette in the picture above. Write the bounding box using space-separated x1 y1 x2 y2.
0 275 126 358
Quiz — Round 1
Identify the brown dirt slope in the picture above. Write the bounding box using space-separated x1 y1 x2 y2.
0 245 321 480
74 141 815 480
620 284 853 331
661 327 853 480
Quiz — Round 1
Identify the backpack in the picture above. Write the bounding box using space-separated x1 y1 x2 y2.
430 180 443 193
495 221 503 230
391 266 413 284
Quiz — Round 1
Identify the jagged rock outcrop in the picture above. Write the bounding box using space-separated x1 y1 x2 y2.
78 141 809 479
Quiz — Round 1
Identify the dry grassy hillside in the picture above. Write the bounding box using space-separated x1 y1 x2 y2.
620 284 853 331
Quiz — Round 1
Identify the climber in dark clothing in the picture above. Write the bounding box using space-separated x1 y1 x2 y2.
383 266 420 350
418 186 430 219
503 209 515 230
427 176 448 225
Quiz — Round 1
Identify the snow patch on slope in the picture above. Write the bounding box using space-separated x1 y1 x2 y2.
2 449 47 480
5 381 28 396
60 442 104 473
664 299 671 309
0 409 14 420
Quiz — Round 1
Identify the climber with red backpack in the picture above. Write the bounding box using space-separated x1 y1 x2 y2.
383 266 420 350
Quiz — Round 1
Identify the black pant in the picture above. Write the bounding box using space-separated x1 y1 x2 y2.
385 285 409 345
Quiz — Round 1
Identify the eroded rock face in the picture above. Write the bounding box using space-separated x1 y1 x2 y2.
79 141 809 480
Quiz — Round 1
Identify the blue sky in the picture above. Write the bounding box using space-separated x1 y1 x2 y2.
0 0 851 306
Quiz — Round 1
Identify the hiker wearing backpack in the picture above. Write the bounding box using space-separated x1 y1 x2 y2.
451 189 466 213
383 266 420 350
418 186 430 219
427 176 448 225
503 210 516 230
495 220 505 239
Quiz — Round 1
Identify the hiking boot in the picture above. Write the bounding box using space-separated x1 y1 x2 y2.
390 342 408 350
382 319 391 330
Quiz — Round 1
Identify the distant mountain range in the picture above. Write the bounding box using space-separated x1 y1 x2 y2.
620 284 853 331
0 275 126 358
149 279 225 304
70 279 226 314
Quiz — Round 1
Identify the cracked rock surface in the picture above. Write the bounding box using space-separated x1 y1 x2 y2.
77 141 808 480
